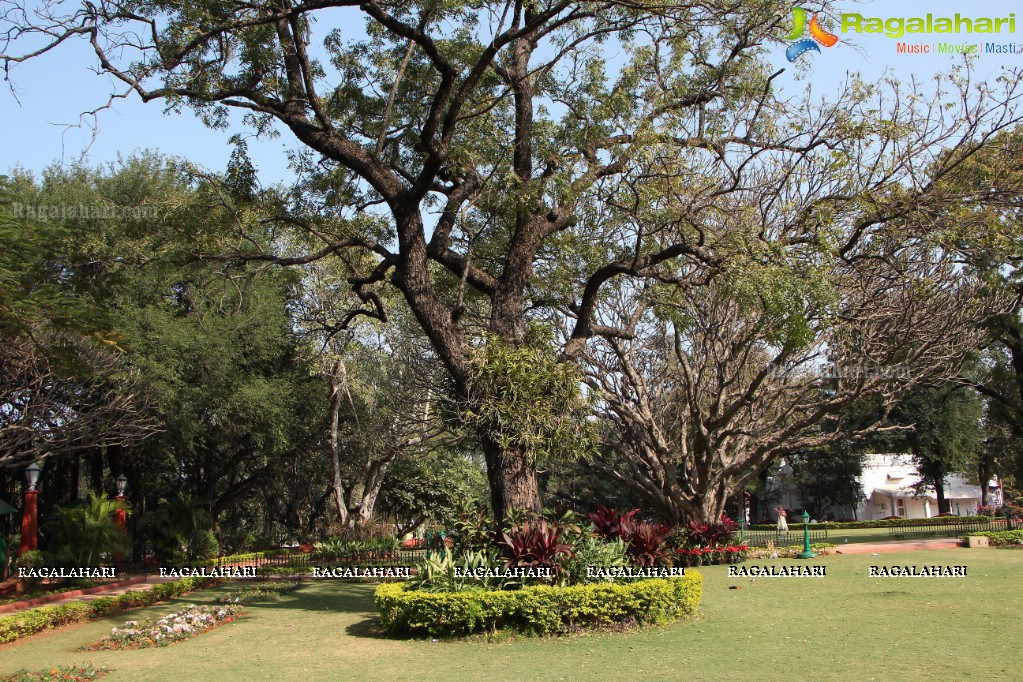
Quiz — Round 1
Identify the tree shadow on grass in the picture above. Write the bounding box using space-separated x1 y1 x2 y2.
234 580 385 639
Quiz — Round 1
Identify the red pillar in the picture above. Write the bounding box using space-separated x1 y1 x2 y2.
19 490 38 555
114 496 128 534
114 496 128 563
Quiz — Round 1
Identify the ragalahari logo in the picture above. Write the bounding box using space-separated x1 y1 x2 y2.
785 7 839 62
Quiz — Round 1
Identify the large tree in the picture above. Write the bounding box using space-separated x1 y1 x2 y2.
0 0 839 523
3 157 332 549
1 180 158 470
583 247 995 522
6 2 1023 524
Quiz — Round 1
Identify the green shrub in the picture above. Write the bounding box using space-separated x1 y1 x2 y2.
375 573 703 638
0 602 92 644
561 536 629 585
89 596 119 617
216 581 300 604
259 565 307 578
0 577 219 644
406 548 510 592
964 530 1023 547
194 549 292 567
2 662 109 681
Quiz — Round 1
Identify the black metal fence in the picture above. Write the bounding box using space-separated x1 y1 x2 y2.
208 549 428 571
742 528 830 547
887 517 1014 539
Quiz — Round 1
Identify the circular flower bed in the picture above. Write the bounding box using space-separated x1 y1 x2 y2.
375 573 703 638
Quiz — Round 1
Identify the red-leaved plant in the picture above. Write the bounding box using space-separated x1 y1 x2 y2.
499 519 575 570
622 521 674 567
588 505 639 541
684 514 738 548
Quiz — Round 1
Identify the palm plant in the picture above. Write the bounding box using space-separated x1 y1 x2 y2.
49 493 130 567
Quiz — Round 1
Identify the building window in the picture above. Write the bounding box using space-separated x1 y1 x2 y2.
896 499 906 517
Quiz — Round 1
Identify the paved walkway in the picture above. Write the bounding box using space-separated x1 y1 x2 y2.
832 537 963 554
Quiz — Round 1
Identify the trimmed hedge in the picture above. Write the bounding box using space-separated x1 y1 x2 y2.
197 549 292 567
375 573 703 637
964 530 1023 547
0 576 219 644
747 516 995 531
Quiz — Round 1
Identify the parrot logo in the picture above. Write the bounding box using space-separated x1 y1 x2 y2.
785 7 839 63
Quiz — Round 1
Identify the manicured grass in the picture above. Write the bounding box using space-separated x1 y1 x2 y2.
816 526 908 544
1 548 1019 681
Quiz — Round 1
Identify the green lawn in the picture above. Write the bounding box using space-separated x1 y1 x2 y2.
1 548 1019 681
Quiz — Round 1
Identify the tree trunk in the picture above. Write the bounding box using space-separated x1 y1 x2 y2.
328 360 350 530
356 458 392 528
687 483 729 523
935 475 950 514
978 453 992 506
480 436 542 528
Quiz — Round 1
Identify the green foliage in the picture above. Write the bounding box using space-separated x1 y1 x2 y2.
375 574 703 637
964 530 1023 547
1 662 109 681
12 550 48 589
313 536 400 556
46 494 129 568
406 548 506 593
380 448 488 538
448 505 495 553
0 210 95 337
216 581 301 604
14 550 47 570
787 446 866 521
0 576 219 644
884 384 983 511
463 332 596 463
139 494 213 563
560 536 630 585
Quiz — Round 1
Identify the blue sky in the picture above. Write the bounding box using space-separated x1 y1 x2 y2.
2 0 1019 185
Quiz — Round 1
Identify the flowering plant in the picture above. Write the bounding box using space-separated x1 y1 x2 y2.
91 604 239 649
2 663 108 682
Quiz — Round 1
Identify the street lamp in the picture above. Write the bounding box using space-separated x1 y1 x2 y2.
25 462 41 491
20 462 42 554
113 474 129 560
797 510 817 559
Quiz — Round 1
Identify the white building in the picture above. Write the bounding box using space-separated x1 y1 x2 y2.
771 453 986 521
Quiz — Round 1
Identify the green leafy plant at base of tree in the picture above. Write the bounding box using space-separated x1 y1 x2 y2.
559 536 630 585
462 331 597 465
45 494 130 569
